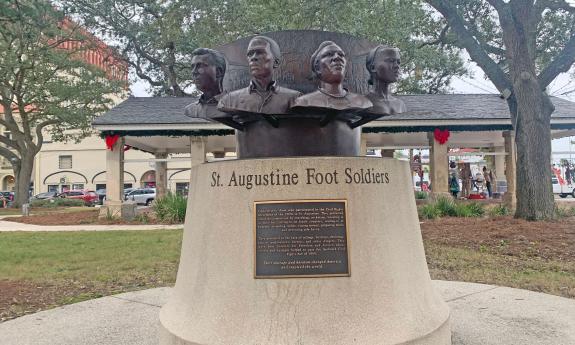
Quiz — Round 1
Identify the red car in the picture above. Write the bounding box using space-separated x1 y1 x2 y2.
58 190 99 206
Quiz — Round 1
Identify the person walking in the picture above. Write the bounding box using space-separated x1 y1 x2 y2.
460 163 472 198
483 166 492 198
449 172 460 198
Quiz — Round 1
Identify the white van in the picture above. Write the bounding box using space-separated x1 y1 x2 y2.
552 176 575 198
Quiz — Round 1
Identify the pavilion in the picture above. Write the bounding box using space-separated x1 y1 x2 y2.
93 93 575 215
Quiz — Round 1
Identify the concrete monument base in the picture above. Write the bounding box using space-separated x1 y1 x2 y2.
98 200 137 221
160 157 451 345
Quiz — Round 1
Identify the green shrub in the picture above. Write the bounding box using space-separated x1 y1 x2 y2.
555 204 575 218
30 198 85 208
434 195 457 216
490 204 510 217
414 191 428 200
420 204 441 219
456 202 485 217
153 192 187 223
454 203 473 217
134 212 151 224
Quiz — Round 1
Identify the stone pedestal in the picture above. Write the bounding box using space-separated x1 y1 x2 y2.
160 157 450 345
98 200 137 221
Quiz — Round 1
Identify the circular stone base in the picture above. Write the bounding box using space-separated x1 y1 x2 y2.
160 157 451 345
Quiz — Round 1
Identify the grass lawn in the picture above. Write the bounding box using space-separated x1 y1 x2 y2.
0 222 573 321
0 229 182 320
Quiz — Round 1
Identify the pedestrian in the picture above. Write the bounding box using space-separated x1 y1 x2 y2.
449 172 460 198
460 163 472 198
483 166 492 198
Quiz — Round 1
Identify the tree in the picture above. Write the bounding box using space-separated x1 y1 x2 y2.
66 0 468 96
426 0 575 220
0 1 125 207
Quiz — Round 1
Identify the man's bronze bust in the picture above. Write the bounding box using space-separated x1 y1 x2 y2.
291 41 372 111
218 36 301 115
365 45 407 115
184 48 227 119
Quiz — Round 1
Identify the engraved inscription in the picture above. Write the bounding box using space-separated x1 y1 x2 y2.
255 201 349 278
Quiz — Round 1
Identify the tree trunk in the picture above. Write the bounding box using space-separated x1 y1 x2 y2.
12 154 34 208
512 85 555 220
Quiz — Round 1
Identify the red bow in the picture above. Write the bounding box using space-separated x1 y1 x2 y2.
105 134 120 150
434 128 450 145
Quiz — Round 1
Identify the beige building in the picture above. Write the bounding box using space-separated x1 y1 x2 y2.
0 127 15 192
33 134 194 195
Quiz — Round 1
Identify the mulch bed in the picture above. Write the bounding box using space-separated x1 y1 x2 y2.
421 216 575 261
3 209 166 225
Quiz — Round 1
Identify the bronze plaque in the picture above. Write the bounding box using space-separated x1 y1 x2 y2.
254 200 350 278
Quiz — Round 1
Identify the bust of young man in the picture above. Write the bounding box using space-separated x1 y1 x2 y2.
365 45 407 115
184 48 227 119
217 35 301 115
290 41 372 111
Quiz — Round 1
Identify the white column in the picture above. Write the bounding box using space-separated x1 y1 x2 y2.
190 137 207 168
428 132 449 195
155 152 168 198
503 131 517 210
105 137 124 202
494 146 505 180
360 136 367 156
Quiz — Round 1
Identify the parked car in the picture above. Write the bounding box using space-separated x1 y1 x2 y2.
95 189 107 205
31 191 58 200
58 190 99 206
125 188 156 205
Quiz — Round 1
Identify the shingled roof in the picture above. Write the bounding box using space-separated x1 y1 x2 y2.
93 94 575 136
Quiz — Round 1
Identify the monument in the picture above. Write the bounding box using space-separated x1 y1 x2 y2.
165 31 450 345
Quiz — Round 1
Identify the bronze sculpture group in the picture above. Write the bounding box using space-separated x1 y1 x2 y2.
186 35 405 120
185 35 406 157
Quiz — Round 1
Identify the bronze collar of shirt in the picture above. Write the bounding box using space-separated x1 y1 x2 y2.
248 80 278 94
197 94 219 105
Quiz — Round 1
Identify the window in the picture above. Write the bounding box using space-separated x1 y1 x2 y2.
59 155 72 169
176 183 189 196
48 185 58 193
72 183 84 190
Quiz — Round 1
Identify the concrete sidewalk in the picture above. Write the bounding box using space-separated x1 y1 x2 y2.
1 281 574 345
0 219 183 231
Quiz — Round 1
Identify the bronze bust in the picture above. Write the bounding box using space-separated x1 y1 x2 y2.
365 45 407 115
290 41 372 112
218 36 301 115
184 48 227 120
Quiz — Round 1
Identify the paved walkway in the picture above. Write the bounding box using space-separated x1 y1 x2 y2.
0 218 183 231
1 281 574 345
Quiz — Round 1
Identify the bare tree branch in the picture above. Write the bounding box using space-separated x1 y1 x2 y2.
419 24 450 48
538 32 575 87
31 119 59 154
427 0 512 93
